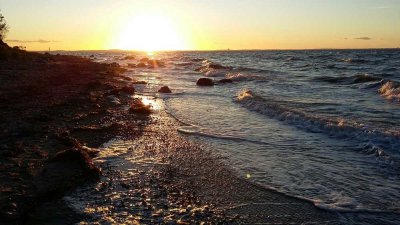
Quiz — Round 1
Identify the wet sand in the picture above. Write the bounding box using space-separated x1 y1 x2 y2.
0 50 340 224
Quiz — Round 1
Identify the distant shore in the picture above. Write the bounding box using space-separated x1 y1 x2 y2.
0 46 339 224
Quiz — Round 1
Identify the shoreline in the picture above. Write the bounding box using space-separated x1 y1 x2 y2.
63 103 339 224
0 50 339 224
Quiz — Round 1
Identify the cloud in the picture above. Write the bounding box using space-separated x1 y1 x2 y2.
6 39 61 44
355 37 372 41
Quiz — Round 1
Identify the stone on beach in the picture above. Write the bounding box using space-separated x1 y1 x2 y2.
196 78 214 86
158 86 172 93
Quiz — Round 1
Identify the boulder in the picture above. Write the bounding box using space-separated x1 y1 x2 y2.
158 86 172 93
196 78 214 86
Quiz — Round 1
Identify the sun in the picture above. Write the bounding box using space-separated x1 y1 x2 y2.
112 14 188 51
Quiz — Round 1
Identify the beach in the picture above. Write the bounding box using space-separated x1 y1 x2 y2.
0 48 341 224
2 1 400 224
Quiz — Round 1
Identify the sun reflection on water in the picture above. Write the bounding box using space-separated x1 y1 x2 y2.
137 95 161 111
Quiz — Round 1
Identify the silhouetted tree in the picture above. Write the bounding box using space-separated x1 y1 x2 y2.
0 11 8 42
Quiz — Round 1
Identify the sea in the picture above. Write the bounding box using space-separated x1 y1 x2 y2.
62 49 400 224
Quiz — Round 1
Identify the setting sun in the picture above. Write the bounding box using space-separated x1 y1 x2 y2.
112 14 188 51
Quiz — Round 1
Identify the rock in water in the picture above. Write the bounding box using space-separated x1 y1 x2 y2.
158 86 172 93
196 78 214 86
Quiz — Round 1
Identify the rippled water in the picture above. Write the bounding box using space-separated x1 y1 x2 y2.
66 49 400 224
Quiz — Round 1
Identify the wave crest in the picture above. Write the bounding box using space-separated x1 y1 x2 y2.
379 81 400 102
225 72 265 81
235 89 400 165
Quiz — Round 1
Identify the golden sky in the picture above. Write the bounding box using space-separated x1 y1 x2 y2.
1 0 400 51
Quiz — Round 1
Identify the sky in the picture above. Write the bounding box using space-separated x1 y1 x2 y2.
1 0 400 51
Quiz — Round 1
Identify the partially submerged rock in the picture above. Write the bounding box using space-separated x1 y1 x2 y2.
158 86 172 93
196 78 214 86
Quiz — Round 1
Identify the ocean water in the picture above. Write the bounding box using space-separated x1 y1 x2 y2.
66 49 400 224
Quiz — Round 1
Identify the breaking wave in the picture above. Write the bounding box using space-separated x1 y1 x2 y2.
235 89 400 166
378 81 400 102
225 72 266 81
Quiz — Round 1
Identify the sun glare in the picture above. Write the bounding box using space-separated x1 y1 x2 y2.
113 14 188 51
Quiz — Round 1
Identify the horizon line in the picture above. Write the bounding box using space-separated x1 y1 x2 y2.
33 47 400 52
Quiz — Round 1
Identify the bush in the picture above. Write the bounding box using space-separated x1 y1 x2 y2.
0 11 8 41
